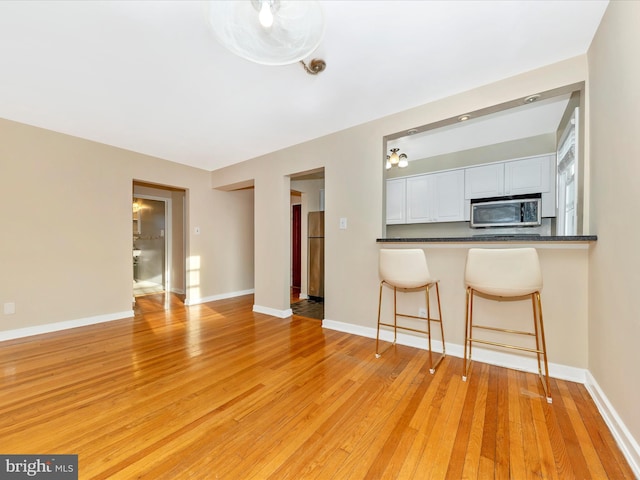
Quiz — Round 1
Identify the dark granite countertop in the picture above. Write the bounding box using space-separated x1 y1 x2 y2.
377 235 597 243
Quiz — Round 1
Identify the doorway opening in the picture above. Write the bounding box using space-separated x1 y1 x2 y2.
132 181 186 308
289 169 324 320
133 196 168 296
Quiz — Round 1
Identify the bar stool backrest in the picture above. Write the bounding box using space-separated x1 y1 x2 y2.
465 248 543 297
379 249 433 289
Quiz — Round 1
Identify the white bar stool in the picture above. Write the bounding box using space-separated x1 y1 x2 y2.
376 249 445 374
463 247 551 403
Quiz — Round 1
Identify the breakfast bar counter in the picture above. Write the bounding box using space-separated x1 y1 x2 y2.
377 235 597 244
373 233 595 378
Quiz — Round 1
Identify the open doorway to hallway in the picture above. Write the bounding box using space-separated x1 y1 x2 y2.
133 196 167 296
133 181 186 308
290 169 324 320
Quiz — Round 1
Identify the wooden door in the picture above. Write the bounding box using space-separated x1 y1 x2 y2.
292 204 301 288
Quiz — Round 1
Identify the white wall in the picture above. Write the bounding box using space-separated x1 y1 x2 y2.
588 0 640 461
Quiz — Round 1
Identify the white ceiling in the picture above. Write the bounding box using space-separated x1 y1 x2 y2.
0 1 608 172
388 94 571 162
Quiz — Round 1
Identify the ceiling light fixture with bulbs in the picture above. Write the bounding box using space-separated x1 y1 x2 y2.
386 148 408 170
208 0 326 75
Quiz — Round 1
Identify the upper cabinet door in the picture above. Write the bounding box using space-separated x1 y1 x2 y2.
406 171 466 224
406 175 432 223
464 163 505 199
504 155 551 195
386 178 406 224
433 170 465 222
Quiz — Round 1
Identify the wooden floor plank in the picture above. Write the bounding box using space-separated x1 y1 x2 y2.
546 378 593 479
460 363 491 479
557 380 608 479
395 358 456 478
0 293 635 479
495 363 511 480
517 370 544 480
568 381 637 479
507 368 526 480
480 364 500 475
443 363 475 480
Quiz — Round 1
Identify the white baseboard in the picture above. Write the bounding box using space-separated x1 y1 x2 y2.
322 319 585 382
1 288 255 341
253 304 293 318
322 319 640 474
171 287 185 294
298 293 309 300
585 371 640 478
184 288 254 306
0 310 134 342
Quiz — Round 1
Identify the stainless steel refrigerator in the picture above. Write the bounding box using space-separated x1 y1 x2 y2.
308 211 324 299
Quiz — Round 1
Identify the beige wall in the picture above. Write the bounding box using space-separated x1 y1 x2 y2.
211 55 590 368
588 0 640 449
0 118 254 332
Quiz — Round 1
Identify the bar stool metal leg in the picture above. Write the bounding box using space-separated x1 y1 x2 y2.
426 282 445 374
462 287 473 381
534 291 552 403
375 249 446 374
462 248 551 402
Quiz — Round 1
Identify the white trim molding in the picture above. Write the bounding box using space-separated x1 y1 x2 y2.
322 319 585 382
253 305 293 318
184 289 254 306
585 372 640 478
0 310 134 343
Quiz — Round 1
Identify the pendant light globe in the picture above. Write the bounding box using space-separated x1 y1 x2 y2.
208 0 325 66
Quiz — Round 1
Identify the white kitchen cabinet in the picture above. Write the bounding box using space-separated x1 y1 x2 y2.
464 154 555 217
465 155 553 199
385 178 406 224
432 170 466 222
386 154 554 226
464 163 505 199
504 155 551 195
406 170 465 223
504 154 556 216
406 175 432 223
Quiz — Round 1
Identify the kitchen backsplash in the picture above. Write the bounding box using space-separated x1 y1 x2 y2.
385 218 553 238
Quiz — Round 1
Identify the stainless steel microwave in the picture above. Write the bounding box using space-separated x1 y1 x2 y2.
470 194 542 228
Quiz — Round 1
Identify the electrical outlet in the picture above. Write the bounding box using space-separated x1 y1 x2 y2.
418 307 427 318
4 302 16 315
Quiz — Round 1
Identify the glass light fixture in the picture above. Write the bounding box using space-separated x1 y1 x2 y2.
258 1 275 28
386 148 408 170
208 0 325 66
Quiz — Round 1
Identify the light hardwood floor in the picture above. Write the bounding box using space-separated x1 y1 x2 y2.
0 294 634 479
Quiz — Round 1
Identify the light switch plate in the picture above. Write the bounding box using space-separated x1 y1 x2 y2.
339 217 347 230
4 302 15 315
